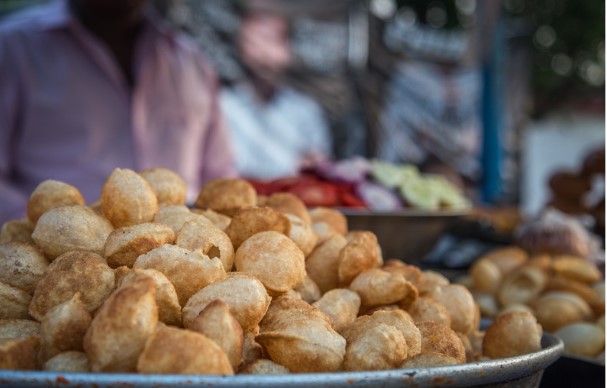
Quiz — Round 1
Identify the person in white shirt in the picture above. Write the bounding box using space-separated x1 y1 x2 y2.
221 7 332 180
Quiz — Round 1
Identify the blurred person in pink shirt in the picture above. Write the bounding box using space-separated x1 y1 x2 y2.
0 0 237 223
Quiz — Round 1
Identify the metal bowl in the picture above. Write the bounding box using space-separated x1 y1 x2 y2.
340 209 469 261
0 333 563 387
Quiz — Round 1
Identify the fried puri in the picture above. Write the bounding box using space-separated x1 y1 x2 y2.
29 251 114 321
134 244 226 306
31 205 113 260
104 223 175 268
183 273 271 332
0 242 48 294
100 168 158 228
176 218 234 271
84 277 158 372
27 180 85 224
139 167 187 206
234 231 305 295
137 325 234 375
195 178 256 216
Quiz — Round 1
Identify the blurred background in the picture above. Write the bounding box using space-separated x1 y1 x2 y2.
1 0 602 210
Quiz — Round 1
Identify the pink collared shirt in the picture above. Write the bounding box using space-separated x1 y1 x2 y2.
0 1 237 223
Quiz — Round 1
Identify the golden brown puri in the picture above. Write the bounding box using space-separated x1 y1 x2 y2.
469 259 502 294
416 321 466 363
285 214 318 257
481 246 528 275
226 207 291 250
154 205 211 234
337 231 383 287
191 209 232 231
553 256 602 284
27 180 85 224
83 277 158 372
39 293 92 363
139 167 187 206
349 268 413 307
482 311 542 359
496 265 548 307
100 168 158 228
29 251 114 321
532 291 592 332
0 281 31 319
137 325 234 375
195 178 257 217
182 273 271 332
0 337 39 370
305 234 347 294
427 285 476 334
0 242 48 294
43 351 91 372
258 192 311 225
134 244 226 307
0 219 35 245
555 323 605 358
114 267 182 326
343 323 407 371
313 289 361 332
31 205 113 260
239 359 289 374
293 276 322 304
176 218 234 271
0 320 40 341
187 300 243 371
234 231 305 295
309 207 348 244
104 223 175 268
257 296 346 373
407 297 452 328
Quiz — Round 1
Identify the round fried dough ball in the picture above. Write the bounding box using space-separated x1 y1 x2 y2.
115 267 182 327
29 251 115 321
428 285 476 334
240 359 290 374
285 214 318 257
0 219 35 244
407 297 452 327
154 205 209 234
259 192 311 225
0 242 48 294
176 218 234 271
470 259 502 294
195 178 256 217
306 234 348 293
235 231 305 295
532 291 592 332
313 289 361 332
137 325 233 375
43 351 91 372
309 207 348 243
497 265 548 307
416 321 466 363
344 323 407 371
0 336 39 370
293 276 321 304
483 311 542 358
349 268 409 307
84 277 158 372
482 246 528 275
555 322 605 358
39 293 92 363
338 231 383 287
191 209 232 231
182 273 271 332
104 223 175 268
553 256 602 284
187 300 243 371
27 180 85 224
32 205 113 260
0 282 32 319
139 167 187 206
0 319 40 340
226 207 291 250
100 168 158 228
134 244 226 307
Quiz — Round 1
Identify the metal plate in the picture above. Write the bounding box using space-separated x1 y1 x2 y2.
0 333 563 387
340 209 469 260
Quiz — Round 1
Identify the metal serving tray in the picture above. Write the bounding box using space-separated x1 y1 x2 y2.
0 333 563 388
